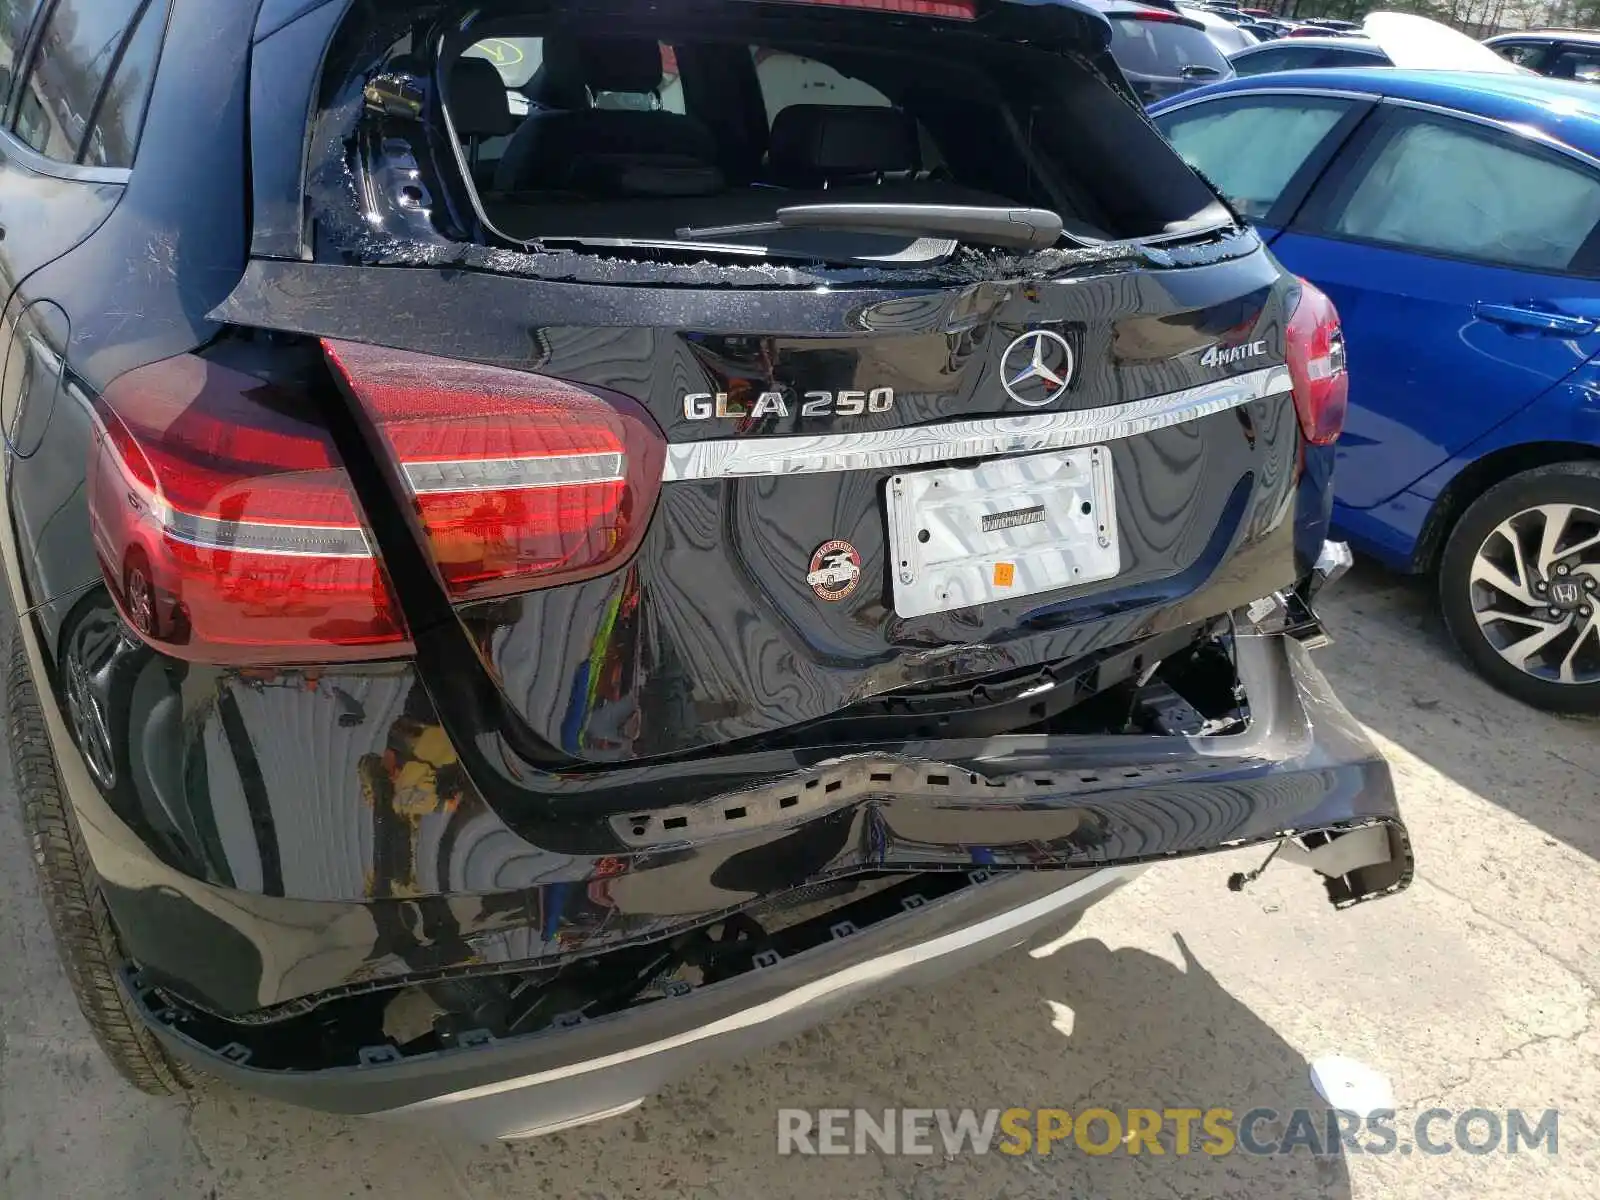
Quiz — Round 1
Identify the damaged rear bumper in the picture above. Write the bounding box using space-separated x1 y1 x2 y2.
146 865 1146 1139
597 629 1407 911
121 624 1409 1138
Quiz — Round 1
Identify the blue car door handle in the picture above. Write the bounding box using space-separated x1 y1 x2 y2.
1473 301 1598 337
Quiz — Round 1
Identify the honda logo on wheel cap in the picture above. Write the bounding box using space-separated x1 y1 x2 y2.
1000 330 1074 408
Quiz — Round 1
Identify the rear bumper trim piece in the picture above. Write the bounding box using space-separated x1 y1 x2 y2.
661 364 1290 480
387 865 1142 1116
141 865 1143 1139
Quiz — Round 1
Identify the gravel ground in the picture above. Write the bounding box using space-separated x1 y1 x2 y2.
2 563 1596 1199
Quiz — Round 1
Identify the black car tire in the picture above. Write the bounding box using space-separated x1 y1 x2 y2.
1439 461 1600 714
6 630 195 1095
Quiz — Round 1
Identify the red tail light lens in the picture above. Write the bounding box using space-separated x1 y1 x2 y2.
87 355 410 664
1285 279 1348 447
322 340 666 601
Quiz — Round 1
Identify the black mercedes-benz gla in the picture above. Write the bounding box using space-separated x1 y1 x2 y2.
1 0 1409 1140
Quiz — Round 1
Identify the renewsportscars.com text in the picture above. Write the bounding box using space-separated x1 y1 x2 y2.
777 1107 1559 1157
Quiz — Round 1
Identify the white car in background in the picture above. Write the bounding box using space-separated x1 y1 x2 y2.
1178 3 1260 55
1224 12 1532 80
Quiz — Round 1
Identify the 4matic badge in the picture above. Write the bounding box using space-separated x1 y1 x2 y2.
807 540 862 602
1199 340 1267 368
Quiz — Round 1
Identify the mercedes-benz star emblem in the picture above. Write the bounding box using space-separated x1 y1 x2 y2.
1000 329 1074 408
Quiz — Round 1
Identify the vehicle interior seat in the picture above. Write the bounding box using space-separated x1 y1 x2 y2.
448 57 514 191
491 35 721 197
764 103 920 188
484 95 1010 244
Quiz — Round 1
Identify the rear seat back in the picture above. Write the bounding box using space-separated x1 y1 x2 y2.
767 104 920 188
492 36 720 196
449 58 514 190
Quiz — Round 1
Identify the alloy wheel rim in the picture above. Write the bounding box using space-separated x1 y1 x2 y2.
1469 502 1600 686
64 647 117 789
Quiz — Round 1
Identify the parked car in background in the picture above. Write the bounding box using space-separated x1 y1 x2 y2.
1239 20 1288 40
1260 18 1313 37
1152 69 1600 710
1361 11 1520 74
1084 0 1235 100
1178 3 1260 55
1229 15 1521 85
1485 29 1600 81
1230 36 1390 74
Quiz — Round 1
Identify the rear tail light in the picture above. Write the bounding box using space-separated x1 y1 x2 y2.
1285 279 1348 446
322 340 665 601
87 355 409 664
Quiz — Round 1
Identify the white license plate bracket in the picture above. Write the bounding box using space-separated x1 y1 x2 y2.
886 447 1120 618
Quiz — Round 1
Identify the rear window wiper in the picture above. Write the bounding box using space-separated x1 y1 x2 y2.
529 232 959 267
677 204 1065 252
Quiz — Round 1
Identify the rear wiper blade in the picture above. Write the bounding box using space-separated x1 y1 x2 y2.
531 232 957 267
677 204 1065 252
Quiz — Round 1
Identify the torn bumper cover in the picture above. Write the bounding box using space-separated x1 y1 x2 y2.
597 628 1408 910
129 623 1409 1138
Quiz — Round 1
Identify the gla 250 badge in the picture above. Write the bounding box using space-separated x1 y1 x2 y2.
683 389 894 421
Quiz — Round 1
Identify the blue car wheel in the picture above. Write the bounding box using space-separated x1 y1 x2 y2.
1439 462 1600 712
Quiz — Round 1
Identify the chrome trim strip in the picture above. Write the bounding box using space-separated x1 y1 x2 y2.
383 865 1143 1114
1380 97 1600 173
1150 86 1379 118
661 364 1290 481
0 126 132 185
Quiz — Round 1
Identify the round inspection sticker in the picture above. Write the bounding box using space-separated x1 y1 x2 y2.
807 539 862 602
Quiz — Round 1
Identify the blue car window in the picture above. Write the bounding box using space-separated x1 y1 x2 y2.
1156 95 1350 221
1333 114 1600 273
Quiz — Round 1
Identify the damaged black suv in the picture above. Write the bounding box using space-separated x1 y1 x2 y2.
0 0 1409 1140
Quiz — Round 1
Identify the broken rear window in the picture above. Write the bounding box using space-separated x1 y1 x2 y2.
313 3 1234 276
419 8 1223 265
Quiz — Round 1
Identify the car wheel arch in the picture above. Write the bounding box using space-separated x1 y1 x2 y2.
1412 440 1600 573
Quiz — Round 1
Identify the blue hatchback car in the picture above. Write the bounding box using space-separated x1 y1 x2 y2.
1152 69 1600 711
